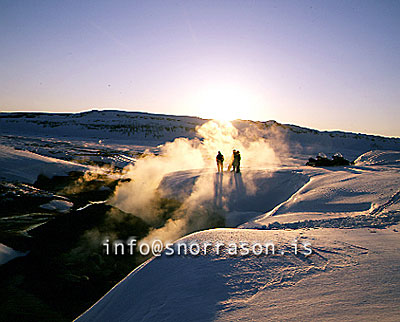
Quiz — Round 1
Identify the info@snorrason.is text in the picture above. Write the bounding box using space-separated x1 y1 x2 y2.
103 237 312 257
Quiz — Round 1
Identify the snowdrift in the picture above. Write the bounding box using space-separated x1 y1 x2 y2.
355 150 400 167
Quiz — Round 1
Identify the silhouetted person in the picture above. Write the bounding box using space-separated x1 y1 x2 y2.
216 151 224 173
229 150 236 172
233 150 241 173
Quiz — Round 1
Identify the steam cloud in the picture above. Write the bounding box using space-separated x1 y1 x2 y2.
110 120 286 244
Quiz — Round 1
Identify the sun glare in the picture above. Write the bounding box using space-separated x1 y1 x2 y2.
191 84 263 122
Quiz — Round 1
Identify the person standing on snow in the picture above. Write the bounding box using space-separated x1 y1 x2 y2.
229 150 236 172
216 151 224 173
233 150 241 173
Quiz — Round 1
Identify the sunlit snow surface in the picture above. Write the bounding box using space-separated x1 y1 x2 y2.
76 151 400 322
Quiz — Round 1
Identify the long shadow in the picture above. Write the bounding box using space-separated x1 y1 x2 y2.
213 172 223 208
233 172 245 193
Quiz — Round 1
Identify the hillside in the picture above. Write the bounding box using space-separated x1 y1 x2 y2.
1 111 399 161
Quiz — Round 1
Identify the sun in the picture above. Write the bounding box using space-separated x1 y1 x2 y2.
190 84 263 121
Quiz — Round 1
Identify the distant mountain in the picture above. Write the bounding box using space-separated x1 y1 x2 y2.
1 110 399 159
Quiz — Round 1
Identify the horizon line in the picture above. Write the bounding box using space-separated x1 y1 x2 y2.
0 108 399 139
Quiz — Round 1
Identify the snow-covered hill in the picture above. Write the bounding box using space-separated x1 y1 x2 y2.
1 110 399 160
0 110 204 144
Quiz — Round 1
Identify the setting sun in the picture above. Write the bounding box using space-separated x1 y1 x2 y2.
189 84 265 122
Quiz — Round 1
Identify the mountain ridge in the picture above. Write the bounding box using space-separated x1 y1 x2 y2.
1 109 399 140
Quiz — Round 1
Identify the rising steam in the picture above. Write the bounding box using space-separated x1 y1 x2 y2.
110 120 285 244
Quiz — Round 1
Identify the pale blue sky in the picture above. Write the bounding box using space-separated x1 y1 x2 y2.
1 1 399 136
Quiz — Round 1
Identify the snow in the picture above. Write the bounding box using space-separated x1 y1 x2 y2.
39 199 73 213
1 111 400 321
76 227 400 322
0 110 203 144
214 227 400 322
0 145 93 183
0 243 28 266
245 163 400 227
159 169 310 227
75 150 400 322
1 111 399 156
355 150 400 167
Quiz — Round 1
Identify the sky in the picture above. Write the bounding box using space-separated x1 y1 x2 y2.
0 0 399 137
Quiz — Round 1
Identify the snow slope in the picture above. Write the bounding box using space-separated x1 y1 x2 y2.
76 227 400 322
75 150 400 322
0 145 93 183
244 151 400 227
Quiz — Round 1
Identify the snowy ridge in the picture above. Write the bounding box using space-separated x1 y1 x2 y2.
0 110 204 144
1 111 399 157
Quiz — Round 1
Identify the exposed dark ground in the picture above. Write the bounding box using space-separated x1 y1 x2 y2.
0 172 152 322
